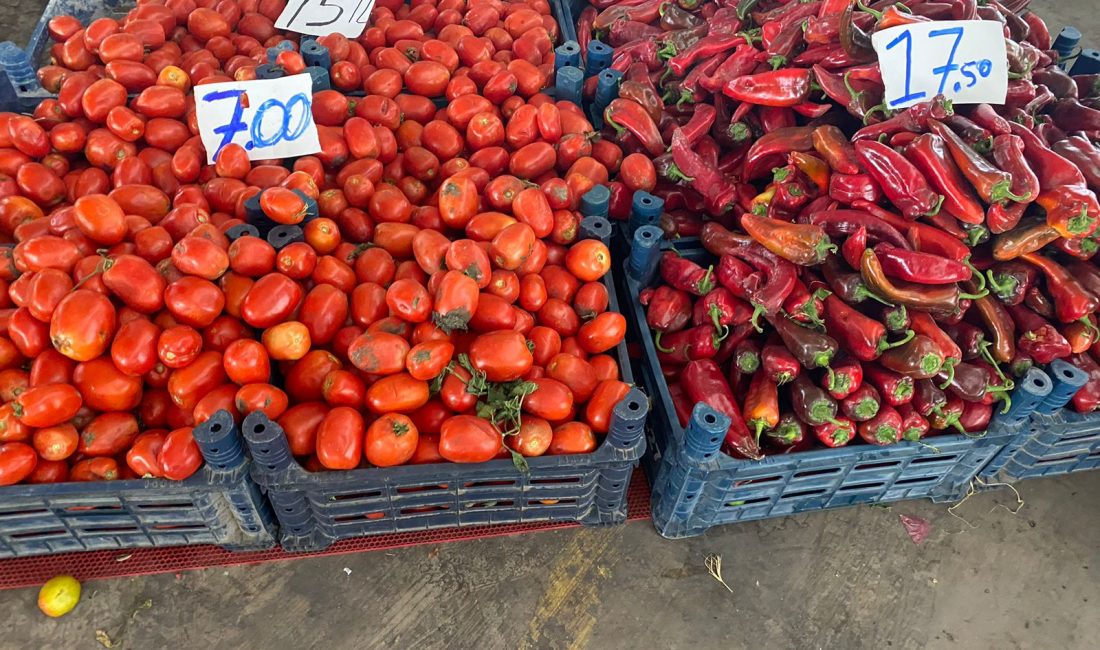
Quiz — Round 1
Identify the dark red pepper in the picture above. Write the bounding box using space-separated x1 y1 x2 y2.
829 173 882 204
959 401 992 433
841 383 881 422
927 119 1027 205
897 403 929 441
878 335 946 380
815 417 856 447
655 324 726 364
792 372 840 426
741 126 816 181
968 103 1011 136
734 338 761 375
873 244 972 285
1068 353 1100 412
782 278 828 327
605 99 665 157
808 209 911 249
765 413 807 447
770 314 838 369
811 124 861 174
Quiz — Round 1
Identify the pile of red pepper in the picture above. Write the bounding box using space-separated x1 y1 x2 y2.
581 0 1100 455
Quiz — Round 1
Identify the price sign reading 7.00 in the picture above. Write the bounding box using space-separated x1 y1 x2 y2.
872 20 1008 110
276 0 376 38
195 74 321 164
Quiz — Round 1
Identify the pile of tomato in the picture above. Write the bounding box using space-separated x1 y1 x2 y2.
0 0 633 486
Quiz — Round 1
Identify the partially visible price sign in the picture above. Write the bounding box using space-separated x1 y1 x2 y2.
276 0 375 38
195 74 321 164
872 20 1008 110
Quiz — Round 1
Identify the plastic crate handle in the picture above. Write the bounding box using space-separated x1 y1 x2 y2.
192 410 247 473
683 403 730 463
607 387 648 449
1036 359 1089 414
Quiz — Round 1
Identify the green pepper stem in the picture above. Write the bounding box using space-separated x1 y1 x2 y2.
857 0 883 20
959 289 990 300
749 303 766 333
654 331 673 353
984 269 1015 297
880 328 916 352
989 180 1031 204
924 193 946 218
937 358 957 390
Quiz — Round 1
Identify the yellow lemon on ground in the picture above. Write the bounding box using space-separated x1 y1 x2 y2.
37 575 81 617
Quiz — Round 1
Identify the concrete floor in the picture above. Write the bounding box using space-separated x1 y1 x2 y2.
1 1 1099 649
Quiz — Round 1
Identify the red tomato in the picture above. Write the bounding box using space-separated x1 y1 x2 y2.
546 353 599 403
585 380 632 434
14 384 82 427
365 413 419 467
49 288 116 361
73 357 142 411
277 402 328 457
240 272 303 328
433 270 480 332
468 330 532 381
565 239 611 282
159 427 203 480
262 321 311 361
235 383 289 419
439 415 501 463
508 416 553 457
78 412 139 456
0 442 38 485
405 340 455 380
577 312 627 354
103 254 166 313
70 457 120 481
320 369 365 407
386 278 432 323
126 430 166 477
223 339 271 385
522 378 574 421
315 406 365 470
365 373 430 414
549 422 597 455
33 424 79 461
347 331 410 375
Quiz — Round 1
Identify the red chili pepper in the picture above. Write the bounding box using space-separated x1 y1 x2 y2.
822 293 914 362
1006 304 1073 364
809 209 911 249
991 218 1062 261
826 357 864 400
991 134 1041 201
1035 184 1100 240
659 252 714 296
873 244 972 285
878 335 946 380
986 201 1027 236
860 250 965 315
840 227 867 270
742 126 816 181
668 34 745 76
970 291 1017 364
968 103 1011 135
858 405 903 445
1019 253 1100 323
852 95 953 142
669 129 739 215
904 223 971 262
655 324 725 364
681 359 762 459
1052 135 1100 193
1008 121 1087 191
854 140 943 220
695 287 754 332
593 0 663 30
841 383 881 422
865 363 914 406
815 416 855 447
740 213 833 266
905 133 985 225
897 403 929 441
1068 352 1100 412
812 65 881 121
702 223 798 326
829 173 882 204
927 119 1027 205
678 104 716 146
699 44 761 94
811 124 861 175
771 314 838 369
931 395 966 433
716 254 763 296
762 341 802 385
782 278 828 327
723 69 812 107
909 311 963 373
604 99 665 158
641 285 694 333
912 378 947 420
744 371 780 440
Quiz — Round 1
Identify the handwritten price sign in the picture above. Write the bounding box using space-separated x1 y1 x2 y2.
873 20 1008 110
195 74 321 164
276 0 375 38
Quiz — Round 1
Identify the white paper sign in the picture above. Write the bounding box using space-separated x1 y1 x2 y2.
873 20 1008 110
195 74 321 164
276 0 375 38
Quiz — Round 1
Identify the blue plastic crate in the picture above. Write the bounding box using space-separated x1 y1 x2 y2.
618 240 1043 538
240 224 648 553
1 0 578 113
982 411 1100 482
0 411 277 558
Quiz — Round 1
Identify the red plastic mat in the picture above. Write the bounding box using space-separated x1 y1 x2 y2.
0 474 651 591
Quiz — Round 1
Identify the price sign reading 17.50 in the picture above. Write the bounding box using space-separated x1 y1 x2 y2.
872 20 1008 110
